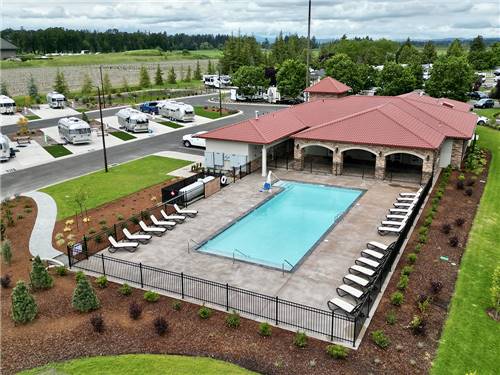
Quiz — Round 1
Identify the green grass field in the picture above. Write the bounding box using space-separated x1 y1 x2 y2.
41 155 191 220
43 145 72 158
19 354 255 375
474 108 500 120
109 130 137 141
0 49 222 69
194 106 230 119
157 120 184 129
432 127 500 375
25 114 41 120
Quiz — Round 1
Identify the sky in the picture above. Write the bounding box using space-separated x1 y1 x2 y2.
2 0 500 40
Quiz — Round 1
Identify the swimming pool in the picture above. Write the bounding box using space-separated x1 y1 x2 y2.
198 181 363 271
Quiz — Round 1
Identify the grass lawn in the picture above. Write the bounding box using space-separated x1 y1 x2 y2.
25 114 41 120
109 130 137 141
157 120 184 129
19 354 255 375
43 145 72 158
432 126 500 375
41 155 191 220
473 108 500 120
194 106 230 119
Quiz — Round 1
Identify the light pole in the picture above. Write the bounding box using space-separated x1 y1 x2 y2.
218 67 222 117
97 86 109 173
305 0 312 90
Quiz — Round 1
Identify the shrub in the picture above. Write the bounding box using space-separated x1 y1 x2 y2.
490 265 500 320
153 316 168 336
397 275 409 291
418 234 428 244
140 211 149 221
407 253 417 265
430 280 443 295
226 310 241 328
198 305 212 319
90 314 105 333
119 283 132 296
144 290 160 302
456 180 464 190
94 234 103 244
30 256 53 290
95 276 108 288
423 216 433 228
417 296 431 314
16 214 24 220
98 219 107 225
172 300 182 311
326 344 349 359
24 208 32 214
11 280 37 324
465 188 473 196
371 330 390 349
449 236 459 247
117 214 124 221
55 265 68 276
414 243 422 253
458 173 465 181
401 265 413 276
258 322 272 337
129 301 142 320
1 240 12 265
408 315 426 335
418 226 428 236
131 216 140 225
455 217 465 227
88 228 96 234
441 223 452 234
293 331 308 348
390 291 404 306
1 274 11 288
72 273 100 312
465 178 475 186
385 310 397 325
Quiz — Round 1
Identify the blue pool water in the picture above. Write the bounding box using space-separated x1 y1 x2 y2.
198 181 362 270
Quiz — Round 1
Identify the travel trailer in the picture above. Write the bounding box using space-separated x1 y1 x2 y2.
47 91 66 109
202 74 231 88
116 108 149 132
58 117 92 144
0 134 13 162
264 86 281 103
0 95 16 114
158 101 195 122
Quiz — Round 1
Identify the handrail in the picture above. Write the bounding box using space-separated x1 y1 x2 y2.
283 259 294 269
234 248 250 258
187 238 201 253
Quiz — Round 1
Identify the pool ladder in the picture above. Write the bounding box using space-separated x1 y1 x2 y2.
233 248 250 263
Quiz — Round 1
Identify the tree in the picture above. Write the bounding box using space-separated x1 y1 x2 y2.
184 66 192 82
194 60 202 80
139 66 151 88
219 35 263 73
377 62 416 96
324 53 361 93
102 72 112 95
446 39 465 57
179 65 184 81
232 66 269 97
72 271 100 312
167 66 176 84
53 69 69 97
154 65 163 86
425 56 475 101
11 280 37 324
421 41 438 64
74 186 88 218
490 265 500 320
81 111 89 123
1 239 12 265
207 60 215 74
80 73 93 98
276 59 307 98
396 38 421 65
490 42 500 68
1 82 9 96
30 256 53 290
409 62 424 89
27 74 39 103
121 77 130 93
468 35 493 70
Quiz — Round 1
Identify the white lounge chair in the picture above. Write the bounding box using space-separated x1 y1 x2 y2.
108 236 139 253
381 218 408 227
160 209 185 223
139 220 166 236
378 222 405 235
343 274 371 288
400 187 422 197
367 241 391 251
396 196 419 202
349 264 376 277
150 215 176 230
386 214 409 220
337 284 366 300
123 228 151 244
389 205 415 214
361 248 386 260
327 297 362 314
394 201 415 208
174 203 198 217
355 257 380 269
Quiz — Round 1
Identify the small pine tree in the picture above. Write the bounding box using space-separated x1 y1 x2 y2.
185 66 192 82
122 77 130 93
80 73 93 98
167 66 177 84
27 75 39 103
207 60 215 74
102 72 112 95
72 272 100 312
11 280 37 324
81 111 89 123
139 66 151 88
194 60 202 80
30 255 53 290
154 65 163 86
1 239 12 265
53 70 69 97
0 82 9 96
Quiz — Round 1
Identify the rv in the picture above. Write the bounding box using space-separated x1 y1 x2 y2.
203 74 217 86
47 91 66 109
0 95 16 114
264 86 281 103
116 108 149 133
158 101 195 122
58 117 92 144
202 74 231 88
0 134 13 162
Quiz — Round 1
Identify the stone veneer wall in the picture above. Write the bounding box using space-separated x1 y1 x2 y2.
450 139 467 168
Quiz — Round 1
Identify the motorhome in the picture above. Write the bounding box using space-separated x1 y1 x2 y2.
264 86 281 103
158 101 195 122
0 134 13 162
202 74 231 88
58 117 92 144
47 91 66 109
116 108 149 132
0 95 16 114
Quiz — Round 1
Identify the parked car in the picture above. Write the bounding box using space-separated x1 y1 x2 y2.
182 131 207 148
474 98 495 109
468 91 488 100
476 116 489 125
493 68 500 76
139 101 160 114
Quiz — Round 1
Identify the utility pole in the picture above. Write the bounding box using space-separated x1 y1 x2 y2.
218 67 222 117
305 0 312 91
97 87 108 173
99 65 106 109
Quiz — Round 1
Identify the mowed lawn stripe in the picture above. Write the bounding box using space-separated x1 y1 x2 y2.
41 155 190 220
432 126 500 375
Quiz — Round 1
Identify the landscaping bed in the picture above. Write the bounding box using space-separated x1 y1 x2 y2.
194 105 235 119
43 144 72 158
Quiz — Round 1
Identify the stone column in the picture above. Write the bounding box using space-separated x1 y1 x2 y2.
421 151 434 183
375 152 385 179
261 145 267 177
293 143 304 170
332 151 342 175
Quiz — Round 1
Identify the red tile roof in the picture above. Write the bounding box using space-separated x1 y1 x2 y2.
304 77 352 94
200 93 477 150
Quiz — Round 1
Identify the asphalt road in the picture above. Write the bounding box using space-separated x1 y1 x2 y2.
0 96 285 197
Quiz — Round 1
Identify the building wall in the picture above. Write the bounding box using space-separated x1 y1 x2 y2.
450 139 467 168
308 92 347 101
439 139 453 168
0 50 16 60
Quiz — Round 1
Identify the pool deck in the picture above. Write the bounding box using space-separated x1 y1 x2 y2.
91 170 418 311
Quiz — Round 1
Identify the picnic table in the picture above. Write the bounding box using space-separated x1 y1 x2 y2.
16 136 31 145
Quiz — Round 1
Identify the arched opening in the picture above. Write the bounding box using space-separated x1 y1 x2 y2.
341 149 376 177
385 153 423 183
302 145 333 173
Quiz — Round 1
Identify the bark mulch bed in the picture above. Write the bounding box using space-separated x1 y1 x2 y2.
0 156 490 375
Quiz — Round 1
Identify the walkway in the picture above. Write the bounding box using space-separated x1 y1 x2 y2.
22 191 62 259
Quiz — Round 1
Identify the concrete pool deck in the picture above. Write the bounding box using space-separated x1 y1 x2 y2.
88 170 418 311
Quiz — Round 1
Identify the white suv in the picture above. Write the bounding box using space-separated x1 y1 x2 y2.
182 131 207 148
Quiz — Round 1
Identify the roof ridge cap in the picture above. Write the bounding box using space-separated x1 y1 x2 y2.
248 118 268 142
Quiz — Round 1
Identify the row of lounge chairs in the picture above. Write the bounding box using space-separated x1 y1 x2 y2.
377 187 422 235
107 204 198 253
